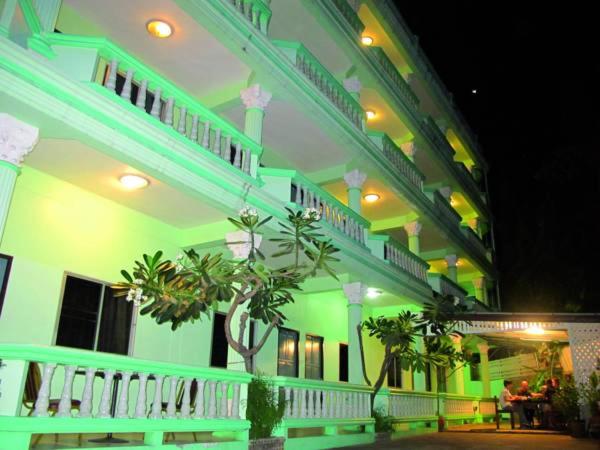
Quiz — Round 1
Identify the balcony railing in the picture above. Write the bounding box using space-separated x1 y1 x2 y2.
383 238 429 283
273 40 365 130
427 273 467 302
259 168 370 248
368 132 424 191
427 190 462 226
46 34 262 177
367 47 419 110
331 0 365 35
461 225 488 258
226 0 272 34
387 389 437 421
420 115 455 163
0 345 251 449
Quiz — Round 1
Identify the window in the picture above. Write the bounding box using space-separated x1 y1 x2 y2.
0 254 13 318
436 366 447 393
339 343 349 382
470 353 481 381
425 362 432 392
55 275 133 355
277 327 299 377
305 335 324 380
387 355 403 388
210 312 229 368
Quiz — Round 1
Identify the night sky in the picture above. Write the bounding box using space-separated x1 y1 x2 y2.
397 2 599 312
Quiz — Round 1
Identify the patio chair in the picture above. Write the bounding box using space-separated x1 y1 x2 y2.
22 362 82 447
160 379 199 443
494 396 515 430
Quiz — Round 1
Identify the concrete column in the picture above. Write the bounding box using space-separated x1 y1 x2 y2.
343 282 367 385
472 277 485 304
343 76 361 101
343 169 367 214
403 221 422 255
240 84 272 145
444 254 458 283
448 335 464 395
413 337 427 391
33 0 62 32
0 113 39 244
404 141 418 163
477 342 491 398
439 186 453 203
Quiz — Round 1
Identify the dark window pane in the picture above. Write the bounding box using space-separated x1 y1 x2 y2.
0 254 13 318
437 367 447 393
470 353 481 381
388 356 403 388
339 343 349 382
425 362 432 392
277 328 298 377
56 276 102 350
210 313 229 368
305 335 323 380
96 286 133 355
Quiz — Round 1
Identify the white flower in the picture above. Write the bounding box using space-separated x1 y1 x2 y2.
239 206 258 218
175 253 184 261
453 296 460 306
303 207 321 221
133 278 144 285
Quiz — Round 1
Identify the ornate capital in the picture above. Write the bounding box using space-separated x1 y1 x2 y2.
438 186 452 200
403 141 418 159
343 76 362 94
476 342 490 354
0 113 39 166
444 254 458 268
343 169 367 190
226 230 263 260
472 277 486 289
404 220 422 238
343 282 367 305
240 84 272 110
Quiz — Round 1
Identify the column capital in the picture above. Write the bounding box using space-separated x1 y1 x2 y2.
438 186 452 201
403 141 418 159
343 76 362 94
343 169 367 190
0 113 39 167
404 220 422 238
444 254 458 268
476 342 490 354
226 230 262 260
343 282 368 305
240 84 272 110
472 276 486 289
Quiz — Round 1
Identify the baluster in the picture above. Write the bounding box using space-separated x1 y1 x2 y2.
233 142 242 168
328 391 336 418
150 88 162 119
353 392 358 418
223 136 232 163
243 148 251 174
79 367 96 418
135 79 148 110
321 390 328 418
307 389 314 418
134 373 149 418
220 382 229 418
231 383 241 419
180 378 193 419
212 128 222 156
302 188 310 208
207 380 218 418
190 115 199 142
335 391 342 418
105 60 118 92
315 390 322 418
120 69 134 100
357 392 362 418
97 369 116 418
116 371 132 419
284 387 292 418
202 121 211 148
315 195 321 213
306 190 313 209
56 365 77 417
33 363 57 417
194 379 206 418
292 388 300 418
299 389 306 418
163 98 175 126
177 107 187 134
149 375 164 419
343 216 350 235
294 183 302 205
166 376 179 418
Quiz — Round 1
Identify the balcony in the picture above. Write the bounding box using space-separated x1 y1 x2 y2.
367 234 429 284
0 344 251 449
460 226 490 261
427 273 467 302
259 168 370 249
45 33 263 178
331 0 366 36
368 132 425 192
426 189 462 228
225 0 272 35
420 115 456 163
273 40 365 130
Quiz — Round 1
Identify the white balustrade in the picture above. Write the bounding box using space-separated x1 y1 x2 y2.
384 240 428 282
388 392 437 419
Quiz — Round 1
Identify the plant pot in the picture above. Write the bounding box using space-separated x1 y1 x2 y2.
568 420 586 438
375 432 392 443
589 414 600 438
249 437 285 450
437 415 445 432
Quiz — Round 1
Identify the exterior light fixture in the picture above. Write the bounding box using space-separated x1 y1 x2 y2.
366 109 376 120
363 193 380 203
146 20 173 38
524 326 545 335
361 36 374 46
367 288 382 299
119 174 149 190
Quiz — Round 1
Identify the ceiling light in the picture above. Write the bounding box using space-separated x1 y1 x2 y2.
119 174 149 190
366 109 376 120
146 20 173 38
364 193 380 203
361 36 374 46
524 326 545 335
367 288 382 299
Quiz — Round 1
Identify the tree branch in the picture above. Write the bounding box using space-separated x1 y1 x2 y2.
248 314 280 357
357 324 372 386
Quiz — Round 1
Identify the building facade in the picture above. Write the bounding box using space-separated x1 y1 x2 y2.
0 0 500 448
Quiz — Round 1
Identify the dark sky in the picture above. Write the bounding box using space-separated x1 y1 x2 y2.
396 2 600 312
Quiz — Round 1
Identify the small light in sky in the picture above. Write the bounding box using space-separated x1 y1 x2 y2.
471 89 478 94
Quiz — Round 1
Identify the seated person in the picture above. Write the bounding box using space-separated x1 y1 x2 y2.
499 380 529 428
540 378 557 429
516 380 542 426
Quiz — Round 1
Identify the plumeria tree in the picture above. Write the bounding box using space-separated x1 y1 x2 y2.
358 294 471 409
115 206 339 373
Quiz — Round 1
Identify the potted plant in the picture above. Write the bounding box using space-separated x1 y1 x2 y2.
553 379 585 437
372 406 394 442
246 375 286 450
581 371 600 438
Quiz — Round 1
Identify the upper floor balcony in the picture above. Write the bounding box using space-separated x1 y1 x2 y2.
427 272 467 303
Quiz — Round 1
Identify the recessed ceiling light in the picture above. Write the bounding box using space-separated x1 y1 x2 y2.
119 174 149 190
147 20 173 38
361 36 374 46
366 109 376 120
364 193 380 203
367 288 382 298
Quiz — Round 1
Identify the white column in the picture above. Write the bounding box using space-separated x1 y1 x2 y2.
33 0 61 32
404 220 422 255
0 113 39 244
343 282 367 384
404 141 418 163
343 169 367 214
445 254 459 283
448 336 465 395
476 343 491 398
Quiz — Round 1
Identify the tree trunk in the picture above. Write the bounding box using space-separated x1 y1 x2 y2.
370 343 393 411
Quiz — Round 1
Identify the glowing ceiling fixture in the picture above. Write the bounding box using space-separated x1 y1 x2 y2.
524 325 545 335
361 35 374 46
367 288 382 299
363 193 380 203
119 174 149 190
366 109 376 120
146 20 173 38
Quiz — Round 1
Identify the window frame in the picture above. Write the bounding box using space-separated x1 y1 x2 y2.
304 334 324 380
277 327 299 378
0 253 13 318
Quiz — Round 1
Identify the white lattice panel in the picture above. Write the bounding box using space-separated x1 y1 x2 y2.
458 321 570 335
389 393 437 418
568 323 600 385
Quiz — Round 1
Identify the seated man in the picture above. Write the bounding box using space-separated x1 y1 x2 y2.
499 380 529 428
516 380 542 426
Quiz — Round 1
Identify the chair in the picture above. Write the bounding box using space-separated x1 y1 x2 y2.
160 379 199 443
494 396 515 430
22 362 82 447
